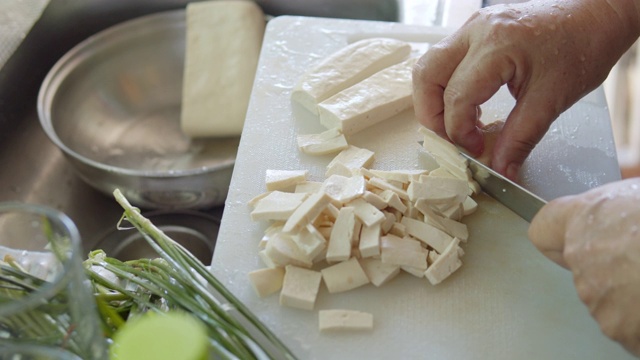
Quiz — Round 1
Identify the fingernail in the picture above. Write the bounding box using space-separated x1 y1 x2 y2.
506 163 521 181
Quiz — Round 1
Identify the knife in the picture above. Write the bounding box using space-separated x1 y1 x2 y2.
458 152 547 222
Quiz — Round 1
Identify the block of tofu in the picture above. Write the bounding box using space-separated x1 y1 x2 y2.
322 174 366 204
358 223 381 258
359 258 400 286
401 216 454 253
361 191 387 210
282 191 331 233
326 145 375 177
265 170 308 191
414 199 469 241
318 57 418 135
181 1 265 137
425 238 463 285
321 257 370 293
250 191 307 221
380 234 427 269
292 38 411 115
326 207 356 263
297 128 349 155
319 309 374 332
347 198 385 227
248 267 285 298
280 265 323 310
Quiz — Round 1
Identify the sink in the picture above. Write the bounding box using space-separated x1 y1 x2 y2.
0 0 402 257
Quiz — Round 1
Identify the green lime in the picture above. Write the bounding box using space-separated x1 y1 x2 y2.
110 311 209 360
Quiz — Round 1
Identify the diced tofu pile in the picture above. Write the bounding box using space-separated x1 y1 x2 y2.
247 39 484 334
248 127 480 333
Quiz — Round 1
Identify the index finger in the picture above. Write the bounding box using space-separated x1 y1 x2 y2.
412 33 469 140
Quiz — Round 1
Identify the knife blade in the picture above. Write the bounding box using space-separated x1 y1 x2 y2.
459 152 547 222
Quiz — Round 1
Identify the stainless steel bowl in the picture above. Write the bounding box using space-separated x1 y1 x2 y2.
37 10 239 210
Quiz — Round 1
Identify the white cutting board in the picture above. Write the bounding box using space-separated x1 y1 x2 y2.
210 16 632 359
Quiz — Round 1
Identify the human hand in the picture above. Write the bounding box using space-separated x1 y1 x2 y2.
413 0 640 180
528 178 640 356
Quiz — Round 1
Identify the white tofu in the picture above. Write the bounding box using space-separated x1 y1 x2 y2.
419 126 467 165
367 177 409 200
326 145 375 177
322 174 366 204
361 190 387 210
291 224 327 260
414 199 469 241
248 267 285 298
295 181 323 193
368 169 428 184
358 223 381 258
250 191 307 221
400 216 454 253
380 234 426 269
407 176 468 204
297 128 349 155
347 198 385 227
264 231 313 268
280 265 322 310
282 191 331 233
318 58 418 135
379 190 407 213
321 257 370 293
326 207 356 263
380 211 397 234
425 238 463 285
292 38 411 114
180 1 265 137
359 258 400 287
388 222 406 237
462 196 478 215
319 309 374 332
265 170 308 191
248 191 271 208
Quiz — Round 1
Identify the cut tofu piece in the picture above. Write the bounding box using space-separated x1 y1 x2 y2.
292 38 411 115
319 309 374 332
367 177 408 201
326 207 356 263
326 145 375 177
280 265 323 310
265 170 308 191
291 224 327 259
321 257 370 293
360 258 400 286
264 231 313 268
401 216 454 253
358 223 381 258
462 196 478 215
414 199 469 241
248 267 285 298
424 238 463 285
297 128 349 155
368 169 428 184
407 176 468 204
250 191 307 221
322 174 366 204
295 181 323 193
181 1 265 137
318 57 418 135
347 198 385 227
282 191 331 233
380 234 427 269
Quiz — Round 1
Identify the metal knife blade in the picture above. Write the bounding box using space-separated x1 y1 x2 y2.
459 152 547 222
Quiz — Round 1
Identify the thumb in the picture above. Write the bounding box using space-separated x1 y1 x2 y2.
528 195 576 269
491 96 559 180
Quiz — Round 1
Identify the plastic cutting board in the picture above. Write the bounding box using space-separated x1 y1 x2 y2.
210 16 632 359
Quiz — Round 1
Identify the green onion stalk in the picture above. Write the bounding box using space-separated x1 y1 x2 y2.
86 189 297 360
